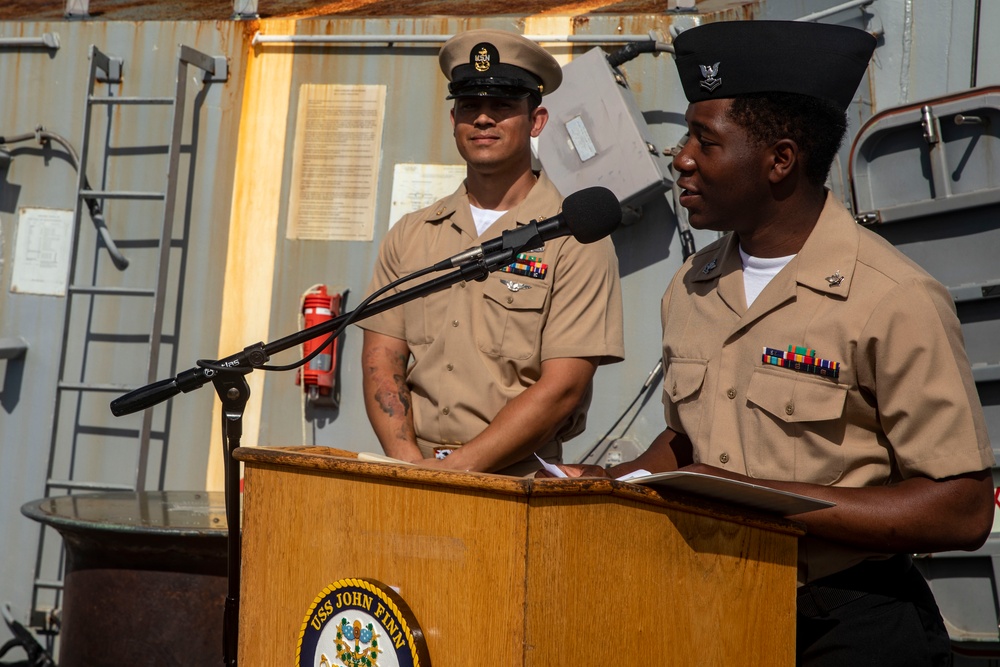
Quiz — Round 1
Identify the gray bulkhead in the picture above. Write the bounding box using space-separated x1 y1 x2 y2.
0 0 997 658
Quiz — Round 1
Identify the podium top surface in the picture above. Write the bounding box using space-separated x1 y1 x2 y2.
235 446 804 536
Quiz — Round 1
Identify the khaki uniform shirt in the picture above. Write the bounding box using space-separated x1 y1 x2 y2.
360 173 625 474
660 192 994 583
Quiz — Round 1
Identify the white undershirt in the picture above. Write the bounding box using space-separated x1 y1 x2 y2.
740 246 795 307
470 205 507 237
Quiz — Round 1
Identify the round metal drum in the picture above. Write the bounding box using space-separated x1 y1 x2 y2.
22 491 229 667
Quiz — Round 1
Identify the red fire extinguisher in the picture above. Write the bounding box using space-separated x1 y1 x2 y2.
296 285 342 403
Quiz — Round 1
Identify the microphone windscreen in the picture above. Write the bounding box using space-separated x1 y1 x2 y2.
561 186 622 244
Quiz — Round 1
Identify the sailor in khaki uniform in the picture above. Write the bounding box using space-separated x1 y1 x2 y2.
545 20 994 666
359 29 624 476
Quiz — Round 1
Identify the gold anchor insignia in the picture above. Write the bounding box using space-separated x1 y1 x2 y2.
825 270 844 287
474 46 491 72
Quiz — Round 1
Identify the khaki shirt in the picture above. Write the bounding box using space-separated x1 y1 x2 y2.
360 173 625 473
660 192 994 583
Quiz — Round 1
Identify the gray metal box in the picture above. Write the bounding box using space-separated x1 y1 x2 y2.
536 47 670 208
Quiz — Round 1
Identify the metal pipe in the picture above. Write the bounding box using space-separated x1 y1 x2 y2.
796 0 877 23
971 0 981 88
251 32 667 47
0 127 129 270
0 33 60 50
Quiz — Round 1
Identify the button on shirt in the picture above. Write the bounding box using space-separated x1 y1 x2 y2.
659 192 994 583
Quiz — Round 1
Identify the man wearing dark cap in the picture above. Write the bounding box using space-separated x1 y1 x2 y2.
359 29 624 476
546 20 994 665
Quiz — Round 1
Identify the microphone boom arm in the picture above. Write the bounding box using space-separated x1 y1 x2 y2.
110 248 518 417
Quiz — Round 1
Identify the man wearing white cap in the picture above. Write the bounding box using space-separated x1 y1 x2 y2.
359 29 624 476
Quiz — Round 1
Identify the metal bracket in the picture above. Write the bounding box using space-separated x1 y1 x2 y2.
206 56 229 83
93 50 124 83
0 337 28 360
179 45 229 83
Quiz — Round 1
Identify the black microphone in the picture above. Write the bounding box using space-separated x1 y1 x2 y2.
431 185 622 271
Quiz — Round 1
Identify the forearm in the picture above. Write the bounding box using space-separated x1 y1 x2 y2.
361 331 421 462
689 463 994 554
438 357 599 473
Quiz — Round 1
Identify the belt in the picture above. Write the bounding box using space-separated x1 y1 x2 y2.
797 554 913 618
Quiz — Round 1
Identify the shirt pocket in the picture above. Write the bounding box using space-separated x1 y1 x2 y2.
746 368 848 483
400 270 450 347
477 278 549 360
664 357 707 402
663 358 708 437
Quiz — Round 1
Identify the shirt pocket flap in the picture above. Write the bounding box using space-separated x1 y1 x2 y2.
482 277 548 310
747 368 847 423
664 358 708 402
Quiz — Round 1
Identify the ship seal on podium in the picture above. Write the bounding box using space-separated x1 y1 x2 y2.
297 577 430 667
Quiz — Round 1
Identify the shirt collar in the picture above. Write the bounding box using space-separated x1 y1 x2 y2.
422 171 562 228
691 190 860 298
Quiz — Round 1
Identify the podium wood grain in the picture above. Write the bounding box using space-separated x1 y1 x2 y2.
235 447 800 666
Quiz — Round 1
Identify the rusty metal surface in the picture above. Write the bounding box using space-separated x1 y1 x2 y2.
59 569 227 667
0 0 748 21
25 492 228 667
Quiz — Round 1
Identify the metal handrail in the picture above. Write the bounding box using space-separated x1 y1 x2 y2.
252 32 671 49
0 33 60 50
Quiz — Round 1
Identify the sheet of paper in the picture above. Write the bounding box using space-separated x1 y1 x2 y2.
533 458 649 482
627 470 834 516
286 83 386 241
358 452 415 465
387 163 466 230
11 207 73 296
535 454 567 477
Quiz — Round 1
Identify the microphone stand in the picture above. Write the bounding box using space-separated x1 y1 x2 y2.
110 244 531 667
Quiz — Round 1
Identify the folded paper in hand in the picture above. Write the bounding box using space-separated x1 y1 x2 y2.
535 456 832 516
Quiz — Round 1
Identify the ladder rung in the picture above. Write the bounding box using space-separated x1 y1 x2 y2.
88 96 174 105
32 580 64 590
69 285 155 297
80 189 165 201
46 480 134 492
76 425 142 439
58 382 135 393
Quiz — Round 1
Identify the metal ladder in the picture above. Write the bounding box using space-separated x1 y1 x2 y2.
28 44 228 631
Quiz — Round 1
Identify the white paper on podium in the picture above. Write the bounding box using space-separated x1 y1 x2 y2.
628 471 833 516
358 452 415 465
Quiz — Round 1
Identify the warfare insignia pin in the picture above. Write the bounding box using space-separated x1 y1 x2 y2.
500 279 531 292
297 578 429 667
699 62 722 92
825 270 844 287
702 259 718 274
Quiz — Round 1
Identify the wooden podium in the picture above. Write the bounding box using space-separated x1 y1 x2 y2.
234 446 802 666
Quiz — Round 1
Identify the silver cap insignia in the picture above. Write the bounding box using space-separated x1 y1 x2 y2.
699 62 722 92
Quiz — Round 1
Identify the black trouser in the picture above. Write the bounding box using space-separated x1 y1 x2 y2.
796 554 953 667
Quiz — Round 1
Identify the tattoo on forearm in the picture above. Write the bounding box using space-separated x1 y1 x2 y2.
364 345 415 443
